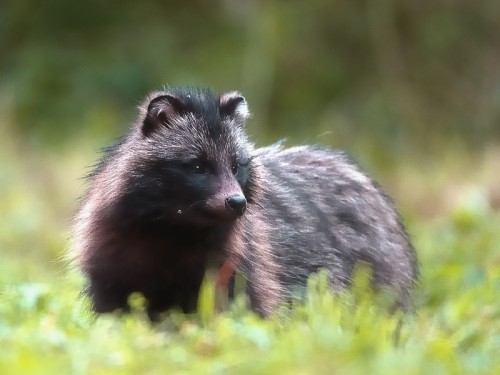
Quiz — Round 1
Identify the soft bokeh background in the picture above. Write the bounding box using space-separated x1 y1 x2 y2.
2 2 500 373
1 0 499 294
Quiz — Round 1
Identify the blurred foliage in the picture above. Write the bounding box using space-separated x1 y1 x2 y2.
1 0 499 156
1 215 500 374
1 1 500 373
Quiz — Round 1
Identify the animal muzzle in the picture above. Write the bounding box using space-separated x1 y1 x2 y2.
203 192 247 222
225 195 247 217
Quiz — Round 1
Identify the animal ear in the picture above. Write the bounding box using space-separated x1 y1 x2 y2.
142 93 185 137
219 92 250 123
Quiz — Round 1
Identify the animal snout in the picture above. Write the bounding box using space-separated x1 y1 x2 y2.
225 195 247 216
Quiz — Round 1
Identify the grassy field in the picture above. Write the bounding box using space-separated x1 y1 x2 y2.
2 1 500 373
1 126 499 374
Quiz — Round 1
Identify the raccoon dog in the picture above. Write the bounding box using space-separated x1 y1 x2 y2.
72 87 418 319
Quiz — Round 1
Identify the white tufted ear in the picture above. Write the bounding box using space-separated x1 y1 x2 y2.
141 93 186 137
219 91 250 122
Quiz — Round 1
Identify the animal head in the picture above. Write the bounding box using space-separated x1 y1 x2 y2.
123 87 256 226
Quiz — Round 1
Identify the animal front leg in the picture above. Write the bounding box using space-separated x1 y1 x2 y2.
88 275 131 314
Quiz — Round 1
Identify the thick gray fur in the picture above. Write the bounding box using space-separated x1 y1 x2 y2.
72 87 418 319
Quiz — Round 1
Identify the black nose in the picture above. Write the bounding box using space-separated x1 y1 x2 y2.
225 195 247 216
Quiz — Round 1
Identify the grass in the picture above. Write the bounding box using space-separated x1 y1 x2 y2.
1 127 499 374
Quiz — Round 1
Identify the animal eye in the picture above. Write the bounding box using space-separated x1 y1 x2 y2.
231 163 239 175
192 163 207 174
186 159 208 175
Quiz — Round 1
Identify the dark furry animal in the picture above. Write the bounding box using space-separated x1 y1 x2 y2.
72 87 418 319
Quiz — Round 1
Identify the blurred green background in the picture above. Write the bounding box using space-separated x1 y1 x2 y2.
1 0 499 282
2 2 500 373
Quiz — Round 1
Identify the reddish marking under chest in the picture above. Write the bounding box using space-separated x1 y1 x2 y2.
216 259 236 288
